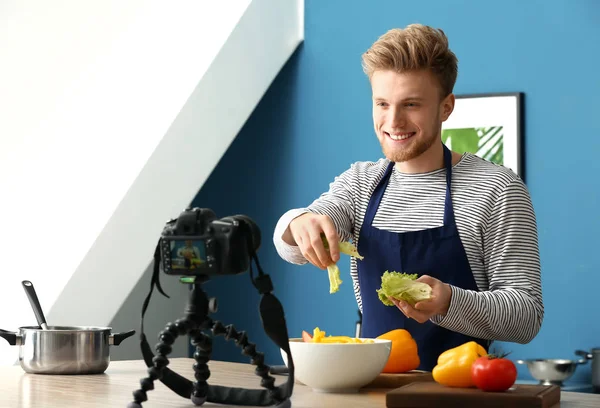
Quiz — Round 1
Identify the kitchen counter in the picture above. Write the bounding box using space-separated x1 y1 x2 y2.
0 358 599 407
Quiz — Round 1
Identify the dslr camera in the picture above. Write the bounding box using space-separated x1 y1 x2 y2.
160 207 261 277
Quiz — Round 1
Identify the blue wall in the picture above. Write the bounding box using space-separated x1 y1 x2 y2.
191 0 600 384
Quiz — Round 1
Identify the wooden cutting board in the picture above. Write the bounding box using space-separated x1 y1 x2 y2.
386 382 560 408
365 370 433 388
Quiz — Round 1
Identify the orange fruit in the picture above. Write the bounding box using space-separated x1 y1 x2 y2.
376 329 420 373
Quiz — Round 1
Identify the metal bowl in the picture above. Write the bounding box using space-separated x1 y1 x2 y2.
516 358 588 386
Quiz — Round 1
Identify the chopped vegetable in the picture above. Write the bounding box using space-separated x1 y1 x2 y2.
302 330 313 342
327 264 343 294
338 241 364 260
432 341 488 388
321 234 364 260
376 271 433 306
320 234 364 294
303 327 374 344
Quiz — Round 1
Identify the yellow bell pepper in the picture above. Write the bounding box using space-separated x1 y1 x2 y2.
432 341 488 388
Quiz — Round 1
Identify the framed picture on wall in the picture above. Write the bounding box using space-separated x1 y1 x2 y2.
442 92 524 180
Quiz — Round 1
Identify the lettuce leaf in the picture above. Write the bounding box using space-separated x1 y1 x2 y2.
321 234 364 260
321 234 364 293
376 271 433 306
327 264 343 294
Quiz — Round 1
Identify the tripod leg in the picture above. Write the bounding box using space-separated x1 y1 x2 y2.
211 320 285 404
189 328 213 406
128 317 194 408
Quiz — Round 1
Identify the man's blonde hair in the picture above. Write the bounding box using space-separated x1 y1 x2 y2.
361 24 458 97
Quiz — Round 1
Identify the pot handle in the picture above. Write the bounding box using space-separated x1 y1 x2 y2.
575 349 593 363
109 329 136 346
0 329 21 346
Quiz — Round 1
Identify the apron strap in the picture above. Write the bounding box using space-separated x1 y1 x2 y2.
363 162 394 227
442 144 456 226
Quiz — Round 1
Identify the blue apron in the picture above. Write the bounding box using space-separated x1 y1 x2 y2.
356 145 489 372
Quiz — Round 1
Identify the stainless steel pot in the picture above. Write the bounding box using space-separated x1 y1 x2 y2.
576 348 600 392
0 326 135 374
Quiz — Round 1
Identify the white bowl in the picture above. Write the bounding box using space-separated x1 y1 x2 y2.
280 338 391 393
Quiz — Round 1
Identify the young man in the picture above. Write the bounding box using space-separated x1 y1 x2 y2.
272 24 543 371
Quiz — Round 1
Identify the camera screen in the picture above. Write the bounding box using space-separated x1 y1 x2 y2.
169 240 207 270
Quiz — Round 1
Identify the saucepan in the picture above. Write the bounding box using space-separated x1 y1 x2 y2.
575 349 600 392
0 280 135 375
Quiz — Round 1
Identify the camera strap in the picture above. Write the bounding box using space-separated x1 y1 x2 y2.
138 240 295 406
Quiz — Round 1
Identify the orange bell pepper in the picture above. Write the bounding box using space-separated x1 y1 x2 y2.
376 329 420 373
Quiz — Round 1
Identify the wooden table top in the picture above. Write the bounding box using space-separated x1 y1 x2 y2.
0 358 599 407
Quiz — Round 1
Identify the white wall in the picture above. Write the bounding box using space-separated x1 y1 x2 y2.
108 260 190 361
0 0 304 365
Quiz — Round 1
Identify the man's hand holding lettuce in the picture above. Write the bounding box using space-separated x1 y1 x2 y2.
377 271 434 306
321 234 363 294
302 230 437 306
377 272 456 324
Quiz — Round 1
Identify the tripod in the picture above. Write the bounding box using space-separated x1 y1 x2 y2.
128 274 294 408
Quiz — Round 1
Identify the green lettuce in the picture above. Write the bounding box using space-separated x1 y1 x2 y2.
321 234 364 260
376 271 433 306
321 234 364 293
327 264 343 294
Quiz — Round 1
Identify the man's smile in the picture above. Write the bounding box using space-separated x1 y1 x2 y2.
384 131 416 141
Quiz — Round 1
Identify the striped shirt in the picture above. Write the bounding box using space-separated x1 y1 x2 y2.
273 153 544 344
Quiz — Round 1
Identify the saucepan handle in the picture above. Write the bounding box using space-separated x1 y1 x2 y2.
575 349 593 364
0 329 21 346
109 329 136 346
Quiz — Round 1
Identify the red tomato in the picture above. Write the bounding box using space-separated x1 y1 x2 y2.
302 330 313 342
471 356 517 392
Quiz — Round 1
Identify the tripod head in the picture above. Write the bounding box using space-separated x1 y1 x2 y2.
128 208 295 407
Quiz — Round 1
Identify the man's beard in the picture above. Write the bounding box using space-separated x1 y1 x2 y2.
380 131 437 163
